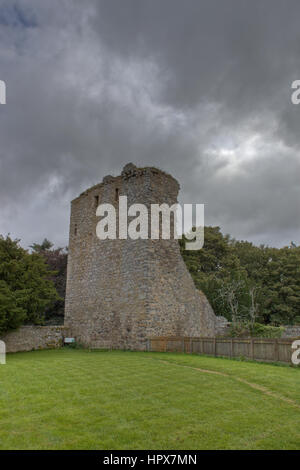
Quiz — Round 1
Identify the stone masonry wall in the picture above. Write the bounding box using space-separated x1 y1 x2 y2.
0 326 66 353
215 316 231 336
64 163 217 350
282 325 300 338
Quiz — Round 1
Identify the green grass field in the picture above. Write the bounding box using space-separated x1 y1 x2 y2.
0 349 299 450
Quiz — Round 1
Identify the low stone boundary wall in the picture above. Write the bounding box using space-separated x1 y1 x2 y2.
215 316 230 336
282 325 300 338
0 326 66 353
213 320 300 339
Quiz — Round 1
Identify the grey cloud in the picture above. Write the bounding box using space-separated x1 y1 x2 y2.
0 0 299 248
91 1 300 110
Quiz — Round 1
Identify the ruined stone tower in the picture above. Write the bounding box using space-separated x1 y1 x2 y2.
64 164 216 349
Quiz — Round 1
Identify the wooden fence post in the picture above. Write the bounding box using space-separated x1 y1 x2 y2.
274 338 279 362
251 338 254 360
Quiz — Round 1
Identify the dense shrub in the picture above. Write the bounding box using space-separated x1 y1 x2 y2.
180 226 300 326
227 322 284 338
0 236 59 333
30 239 67 324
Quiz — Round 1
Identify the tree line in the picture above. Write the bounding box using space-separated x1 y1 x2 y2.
0 227 299 333
0 236 66 332
180 227 300 329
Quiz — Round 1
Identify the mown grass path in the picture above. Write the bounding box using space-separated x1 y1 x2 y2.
0 349 299 449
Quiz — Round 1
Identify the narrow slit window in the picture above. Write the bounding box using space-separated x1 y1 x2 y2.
115 188 119 201
74 224 77 236
94 195 99 208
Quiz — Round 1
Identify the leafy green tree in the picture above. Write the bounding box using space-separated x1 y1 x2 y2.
31 240 67 324
0 280 26 332
231 240 300 324
181 228 300 326
260 246 300 324
30 238 54 253
180 227 248 320
0 235 59 332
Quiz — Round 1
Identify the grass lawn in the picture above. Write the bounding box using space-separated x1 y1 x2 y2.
0 349 299 450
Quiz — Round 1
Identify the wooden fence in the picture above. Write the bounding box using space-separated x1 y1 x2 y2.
148 336 299 364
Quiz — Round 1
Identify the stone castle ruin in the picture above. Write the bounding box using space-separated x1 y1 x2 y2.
64 163 217 350
0 163 294 354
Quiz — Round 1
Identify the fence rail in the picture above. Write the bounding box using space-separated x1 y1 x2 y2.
148 336 299 364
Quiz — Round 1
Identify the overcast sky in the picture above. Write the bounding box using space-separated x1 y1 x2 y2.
0 0 300 249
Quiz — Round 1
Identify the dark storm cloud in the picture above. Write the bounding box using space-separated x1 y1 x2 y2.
92 0 299 112
0 0 299 247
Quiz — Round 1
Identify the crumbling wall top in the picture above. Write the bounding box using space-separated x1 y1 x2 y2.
74 163 180 202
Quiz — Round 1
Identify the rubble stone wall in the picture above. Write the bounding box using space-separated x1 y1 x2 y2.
65 164 217 350
0 326 66 353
